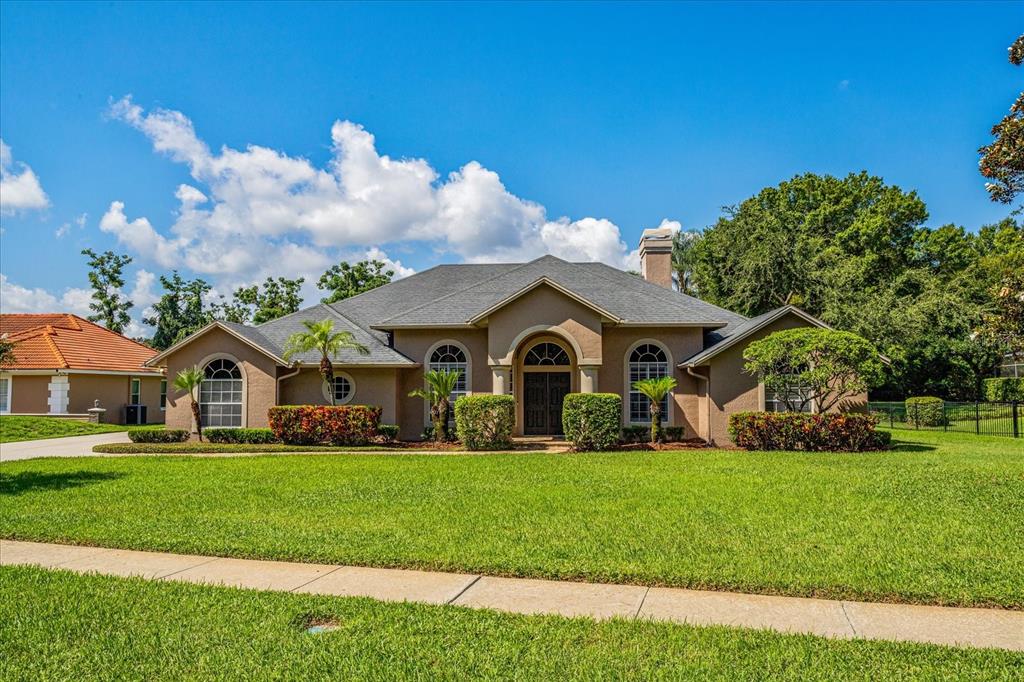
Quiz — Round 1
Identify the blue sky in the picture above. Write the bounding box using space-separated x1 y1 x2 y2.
0 1 1020 334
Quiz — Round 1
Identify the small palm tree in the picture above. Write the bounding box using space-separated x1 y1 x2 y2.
283 319 369 404
173 366 205 441
632 376 678 444
408 369 463 442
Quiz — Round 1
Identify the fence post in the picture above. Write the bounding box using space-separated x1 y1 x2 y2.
943 402 947 432
975 402 980 435
890 405 894 429
1014 402 1020 439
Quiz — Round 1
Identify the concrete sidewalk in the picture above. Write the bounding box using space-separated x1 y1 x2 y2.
2 540 1021 651
0 432 131 462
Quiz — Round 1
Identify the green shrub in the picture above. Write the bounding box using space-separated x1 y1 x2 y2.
205 428 278 444
663 426 686 442
454 395 515 450
378 424 400 443
905 396 945 427
562 393 621 451
983 377 1024 402
128 428 189 443
728 412 890 452
620 425 647 444
268 405 381 446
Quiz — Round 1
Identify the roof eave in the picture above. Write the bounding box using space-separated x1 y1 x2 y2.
145 321 289 367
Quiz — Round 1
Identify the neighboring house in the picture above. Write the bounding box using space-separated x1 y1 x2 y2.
148 228 865 444
0 314 165 424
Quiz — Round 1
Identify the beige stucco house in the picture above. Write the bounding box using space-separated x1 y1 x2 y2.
148 228 865 445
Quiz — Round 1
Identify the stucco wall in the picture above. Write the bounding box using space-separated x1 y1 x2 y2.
68 374 165 424
159 327 280 430
8 375 51 414
602 326 705 437
279 367 399 424
485 284 604 364
392 328 488 440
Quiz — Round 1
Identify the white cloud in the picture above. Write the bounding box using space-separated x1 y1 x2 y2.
0 139 49 214
0 273 91 315
103 96 652 279
54 213 87 239
364 247 415 279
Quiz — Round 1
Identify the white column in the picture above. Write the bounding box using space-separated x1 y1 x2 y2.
47 375 70 414
579 365 599 393
491 365 512 394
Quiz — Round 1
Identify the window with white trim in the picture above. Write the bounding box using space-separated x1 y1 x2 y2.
524 342 570 366
200 359 243 427
629 343 670 423
324 374 354 404
765 377 814 413
130 377 141 405
159 379 167 409
0 375 10 414
429 344 468 402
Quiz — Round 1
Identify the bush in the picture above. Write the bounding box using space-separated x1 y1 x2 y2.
619 425 646 444
983 377 1024 402
905 396 945 427
562 393 621 451
268 405 381 446
378 424 400 443
728 412 890 452
420 425 435 441
454 395 515 450
205 428 278 444
128 428 189 443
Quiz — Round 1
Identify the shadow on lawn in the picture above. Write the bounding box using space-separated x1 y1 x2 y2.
888 441 938 453
0 471 124 496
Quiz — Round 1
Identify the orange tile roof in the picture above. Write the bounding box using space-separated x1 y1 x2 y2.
0 314 160 373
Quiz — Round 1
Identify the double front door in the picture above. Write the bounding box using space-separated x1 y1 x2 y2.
523 372 570 435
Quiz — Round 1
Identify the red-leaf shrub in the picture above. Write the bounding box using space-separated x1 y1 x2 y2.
728 412 890 452
268 405 381 446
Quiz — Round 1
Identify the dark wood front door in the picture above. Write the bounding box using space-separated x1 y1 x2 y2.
523 372 571 435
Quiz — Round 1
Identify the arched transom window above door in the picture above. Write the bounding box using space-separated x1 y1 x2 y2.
524 342 570 366
628 343 670 423
200 358 243 428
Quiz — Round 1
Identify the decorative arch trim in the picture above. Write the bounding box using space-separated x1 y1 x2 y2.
497 324 598 366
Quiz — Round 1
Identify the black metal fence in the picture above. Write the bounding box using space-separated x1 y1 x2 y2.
868 401 1021 438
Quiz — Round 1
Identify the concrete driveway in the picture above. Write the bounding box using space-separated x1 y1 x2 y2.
0 432 131 462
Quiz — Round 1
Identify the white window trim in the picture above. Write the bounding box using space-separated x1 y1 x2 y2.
761 379 817 413
0 373 11 414
321 371 356 405
423 339 472 427
624 339 674 426
196 353 247 429
159 379 167 411
130 377 141 405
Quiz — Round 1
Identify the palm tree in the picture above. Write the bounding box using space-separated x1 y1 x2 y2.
408 369 463 442
671 230 701 295
632 376 678 444
173 366 205 441
283 319 369 404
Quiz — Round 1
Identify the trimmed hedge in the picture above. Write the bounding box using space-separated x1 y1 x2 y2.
562 393 621 451
983 377 1024 402
728 412 891 452
128 428 189 443
378 424 400 443
205 428 278 444
621 425 687 443
268 405 381 446
906 396 945 427
454 395 515 450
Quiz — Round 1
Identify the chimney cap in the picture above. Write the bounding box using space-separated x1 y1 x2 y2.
639 226 674 251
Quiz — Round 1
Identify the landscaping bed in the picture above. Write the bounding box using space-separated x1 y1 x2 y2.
3 430 1021 608
3 566 1017 680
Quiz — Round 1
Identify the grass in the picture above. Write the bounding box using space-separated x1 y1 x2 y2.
1 430 1021 608
93 442 414 454
0 415 135 443
1 566 1019 680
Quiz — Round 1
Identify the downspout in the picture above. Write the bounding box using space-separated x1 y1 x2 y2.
276 364 302 405
685 366 712 445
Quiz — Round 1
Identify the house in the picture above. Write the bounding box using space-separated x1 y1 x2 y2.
0 314 165 424
147 228 865 444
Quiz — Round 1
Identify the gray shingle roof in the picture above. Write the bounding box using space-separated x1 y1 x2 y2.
216 255 760 366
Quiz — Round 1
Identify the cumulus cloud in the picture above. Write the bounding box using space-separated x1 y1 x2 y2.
102 96 647 278
0 273 91 315
0 140 49 214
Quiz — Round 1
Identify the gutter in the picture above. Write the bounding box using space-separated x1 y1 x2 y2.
276 365 302 405
686 366 712 446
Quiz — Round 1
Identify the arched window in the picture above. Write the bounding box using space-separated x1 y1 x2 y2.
429 343 468 402
200 358 243 427
524 342 570 366
628 343 669 423
323 373 355 404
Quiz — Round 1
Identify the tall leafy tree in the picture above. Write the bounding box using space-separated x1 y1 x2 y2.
317 259 394 304
0 337 16 366
282 319 369 404
977 271 1024 356
81 249 133 333
143 272 220 350
223 277 304 325
978 35 1024 205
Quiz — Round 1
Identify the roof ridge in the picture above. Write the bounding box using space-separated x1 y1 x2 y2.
375 258 554 326
582 262 741 322
42 326 70 369
71 315 157 352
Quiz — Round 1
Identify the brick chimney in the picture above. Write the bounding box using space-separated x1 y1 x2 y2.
638 227 674 289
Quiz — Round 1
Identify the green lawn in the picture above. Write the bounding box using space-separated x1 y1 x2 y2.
1 429 1022 608
0 415 133 443
1 566 1018 681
